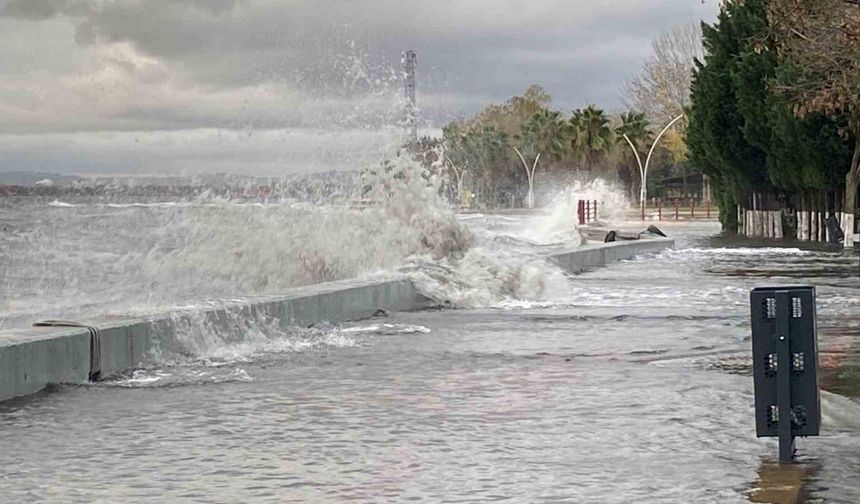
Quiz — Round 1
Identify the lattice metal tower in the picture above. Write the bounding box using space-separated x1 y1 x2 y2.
403 50 417 145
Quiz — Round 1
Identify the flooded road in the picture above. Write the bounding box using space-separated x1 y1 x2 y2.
1 222 859 503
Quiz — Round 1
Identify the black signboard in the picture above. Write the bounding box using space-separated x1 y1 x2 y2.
750 286 820 462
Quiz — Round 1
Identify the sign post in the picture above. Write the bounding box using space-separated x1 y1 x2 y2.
750 287 821 463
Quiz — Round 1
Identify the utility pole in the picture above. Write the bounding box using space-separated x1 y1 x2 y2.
403 50 418 146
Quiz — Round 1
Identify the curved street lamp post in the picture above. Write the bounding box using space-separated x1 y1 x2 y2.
622 114 684 220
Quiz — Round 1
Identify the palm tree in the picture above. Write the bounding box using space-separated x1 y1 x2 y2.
522 108 567 161
514 108 565 208
616 111 650 152
563 115 584 164
571 105 614 171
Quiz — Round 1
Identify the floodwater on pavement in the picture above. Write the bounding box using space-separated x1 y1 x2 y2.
1 220 859 503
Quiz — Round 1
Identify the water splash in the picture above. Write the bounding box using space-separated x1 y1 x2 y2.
396 179 630 307
401 247 571 308
100 318 431 388
1 156 466 326
2 160 635 328
528 179 631 244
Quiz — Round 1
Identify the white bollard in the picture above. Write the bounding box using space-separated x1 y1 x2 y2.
774 211 784 239
842 213 855 248
808 211 815 241
796 210 802 240
801 210 809 241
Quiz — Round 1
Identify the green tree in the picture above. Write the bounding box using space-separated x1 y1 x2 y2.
476 84 553 137
616 112 650 151
514 108 565 208
519 109 567 161
688 1 770 228
768 0 860 236
688 0 854 230
572 105 615 171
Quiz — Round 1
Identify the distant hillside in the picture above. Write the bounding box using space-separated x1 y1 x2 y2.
0 171 83 187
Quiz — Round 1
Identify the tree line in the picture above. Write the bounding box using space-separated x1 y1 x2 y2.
688 0 859 239
435 85 696 209
414 22 706 210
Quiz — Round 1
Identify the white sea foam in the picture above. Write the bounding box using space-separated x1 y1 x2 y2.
2 157 471 322
3 169 640 390
340 323 431 334
402 246 571 308
101 202 192 208
821 390 860 431
103 318 429 385
399 178 630 307
47 200 78 207
661 247 813 257
106 367 254 388
4 156 632 332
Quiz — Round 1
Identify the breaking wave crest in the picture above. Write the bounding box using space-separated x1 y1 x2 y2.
1 156 598 327
398 178 630 307
401 248 570 308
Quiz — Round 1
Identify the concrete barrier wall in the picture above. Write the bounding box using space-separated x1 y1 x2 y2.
0 327 92 400
0 238 673 403
549 237 674 273
0 277 426 402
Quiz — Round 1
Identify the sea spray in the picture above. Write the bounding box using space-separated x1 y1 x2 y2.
0 158 483 323
0 156 472 326
1 157 627 329
527 179 631 244
401 178 631 307
401 247 570 308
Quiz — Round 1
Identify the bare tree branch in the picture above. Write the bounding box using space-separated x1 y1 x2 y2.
623 22 703 129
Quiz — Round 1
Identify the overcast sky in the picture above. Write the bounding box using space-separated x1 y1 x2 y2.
0 0 719 176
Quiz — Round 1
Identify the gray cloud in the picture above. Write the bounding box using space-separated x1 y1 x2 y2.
2 0 86 19
0 0 719 175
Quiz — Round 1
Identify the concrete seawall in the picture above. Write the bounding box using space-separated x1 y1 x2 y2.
549 237 674 273
0 277 426 403
0 237 673 403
